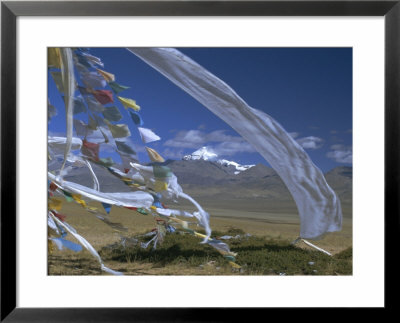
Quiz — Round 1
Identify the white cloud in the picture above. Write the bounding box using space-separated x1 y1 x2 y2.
163 129 256 158
296 136 324 150
211 141 256 156
326 144 352 164
164 130 206 148
165 129 247 147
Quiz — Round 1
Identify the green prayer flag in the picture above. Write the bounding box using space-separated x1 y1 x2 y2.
115 140 136 155
108 81 130 94
97 157 114 167
136 208 148 215
105 120 131 139
102 106 122 122
153 165 172 179
62 190 74 202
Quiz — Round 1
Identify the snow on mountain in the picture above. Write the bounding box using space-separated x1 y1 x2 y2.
183 146 218 161
216 159 255 174
183 146 255 174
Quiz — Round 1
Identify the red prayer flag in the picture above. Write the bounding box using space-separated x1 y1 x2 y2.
92 90 113 105
49 182 58 192
81 139 100 161
53 212 67 222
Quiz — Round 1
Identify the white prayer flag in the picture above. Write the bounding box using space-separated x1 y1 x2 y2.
128 47 342 240
138 127 161 144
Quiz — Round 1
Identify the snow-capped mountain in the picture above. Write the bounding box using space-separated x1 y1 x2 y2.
183 146 218 161
216 159 255 175
183 147 255 175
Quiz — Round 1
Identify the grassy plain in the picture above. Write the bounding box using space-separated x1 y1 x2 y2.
48 198 352 276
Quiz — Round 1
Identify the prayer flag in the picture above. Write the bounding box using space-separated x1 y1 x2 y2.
115 140 136 155
97 68 115 82
138 127 161 143
105 120 131 139
85 96 105 113
82 71 107 89
117 96 140 111
108 81 130 94
102 106 122 122
81 139 100 161
92 90 114 105
128 110 144 126
102 203 112 214
145 147 165 163
129 47 342 239
48 48 61 68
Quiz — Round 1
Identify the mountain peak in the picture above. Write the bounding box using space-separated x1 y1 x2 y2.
182 147 255 175
183 146 218 161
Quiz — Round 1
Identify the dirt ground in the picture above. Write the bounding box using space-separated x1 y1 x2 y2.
48 199 352 275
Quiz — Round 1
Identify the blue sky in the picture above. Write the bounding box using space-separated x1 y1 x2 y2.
48 47 352 173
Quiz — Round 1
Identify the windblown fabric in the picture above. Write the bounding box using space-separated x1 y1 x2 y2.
108 81 130 94
145 147 165 163
59 48 75 178
128 110 144 126
96 68 115 82
138 127 161 144
128 47 342 239
81 71 107 89
118 96 140 111
48 172 154 208
102 106 122 122
48 48 61 68
85 96 105 113
105 120 131 138
48 136 82 153
92 89 114 105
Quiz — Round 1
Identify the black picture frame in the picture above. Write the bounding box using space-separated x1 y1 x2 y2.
1 0 398 321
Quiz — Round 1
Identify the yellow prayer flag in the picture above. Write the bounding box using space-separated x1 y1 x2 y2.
154 181 168 192
88 116 98 130
145 147 165 163
96 68 115 82
48 197 63 211
117 96 140 111
72 194 87 208
48 48 61 68
104 119 131 139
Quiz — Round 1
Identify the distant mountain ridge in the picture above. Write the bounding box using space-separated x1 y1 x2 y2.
50 156 352 208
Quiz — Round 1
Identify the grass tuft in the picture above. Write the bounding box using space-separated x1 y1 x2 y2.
98 230 352 275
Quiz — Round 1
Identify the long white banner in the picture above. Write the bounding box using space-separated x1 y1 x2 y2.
128 47 342 239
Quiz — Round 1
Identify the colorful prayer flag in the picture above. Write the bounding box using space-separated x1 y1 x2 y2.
128 110 144 126
138 127 161 144
115 140 136 155
117 96 140 111
102 106 122 122
145 147 165 163
82 71 107 89
105 120 131 139
101 203 112 214
81 139 100 161
108 81 130 94
92 90 114 105
96 68 115 82
48 48 61 68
